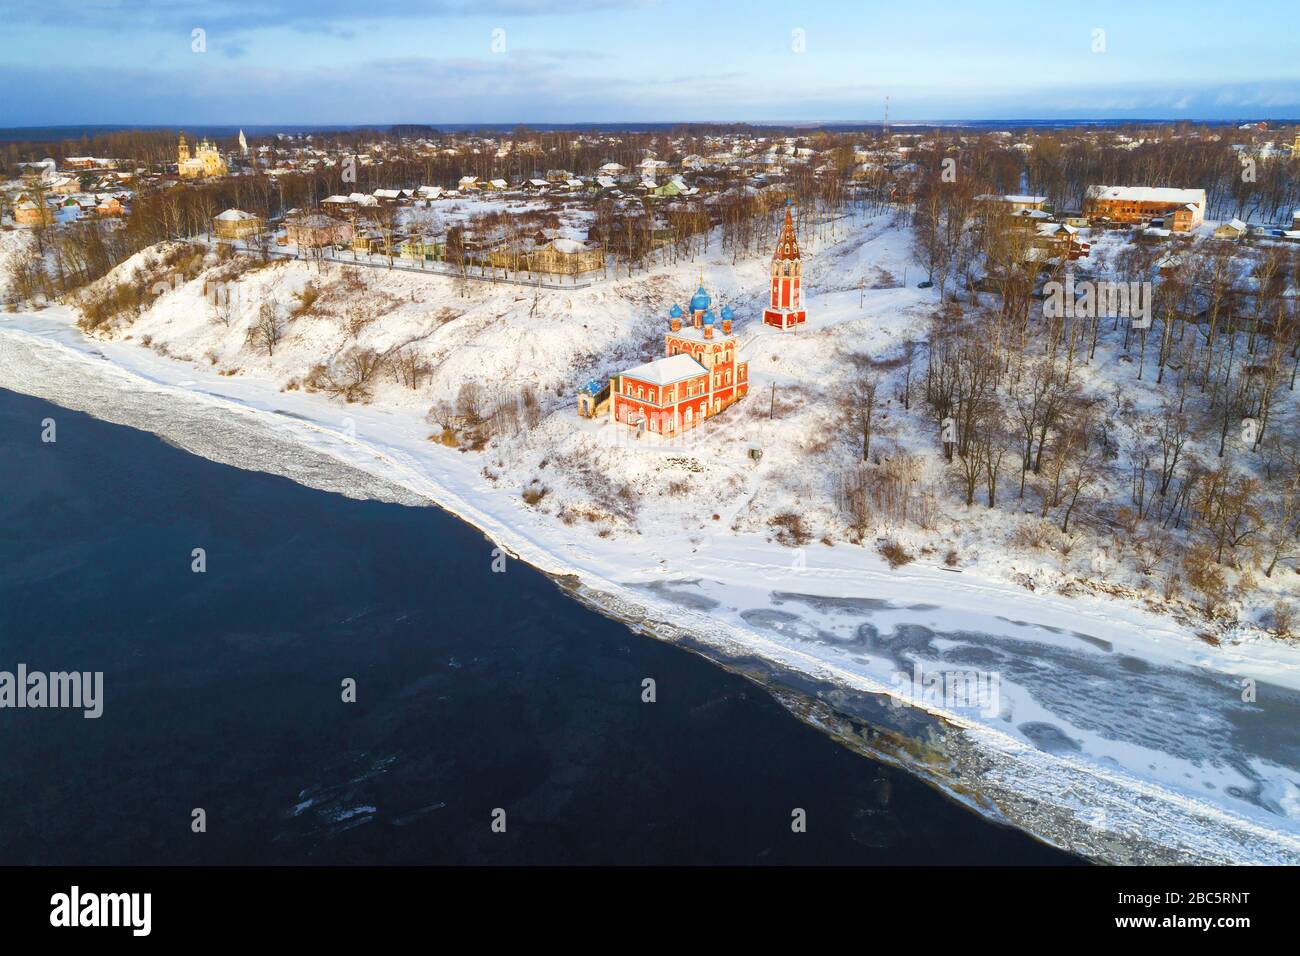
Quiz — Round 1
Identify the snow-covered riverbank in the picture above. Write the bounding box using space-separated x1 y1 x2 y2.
3 307 1298 864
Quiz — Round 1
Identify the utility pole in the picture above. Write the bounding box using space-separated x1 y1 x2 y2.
769 381 776 420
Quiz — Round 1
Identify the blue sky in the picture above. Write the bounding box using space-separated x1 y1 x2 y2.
1 0 1298 126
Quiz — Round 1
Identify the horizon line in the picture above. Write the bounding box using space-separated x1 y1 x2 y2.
5 117 1300 132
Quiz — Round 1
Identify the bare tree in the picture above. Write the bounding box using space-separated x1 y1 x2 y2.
844 365 880 462
246 301 285 356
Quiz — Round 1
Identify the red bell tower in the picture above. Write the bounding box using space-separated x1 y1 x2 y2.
763 200 807 330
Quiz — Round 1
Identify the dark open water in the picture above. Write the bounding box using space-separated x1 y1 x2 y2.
0 388 1075 864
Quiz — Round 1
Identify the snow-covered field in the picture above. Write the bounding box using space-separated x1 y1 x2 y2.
2 212 1298 863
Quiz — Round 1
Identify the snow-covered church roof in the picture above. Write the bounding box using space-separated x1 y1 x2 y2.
621 353 707 386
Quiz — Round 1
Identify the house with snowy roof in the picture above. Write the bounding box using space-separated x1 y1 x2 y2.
1032 222 1087 260
976 194 1047 213
63 156 115 171
1214 218 1248 241
13 198 54 226
1084 185 1206 232
486 237 602 275
212 208 263 240
637 158 671 180
285 213 353 248
528 238 602 274
46 176 81 196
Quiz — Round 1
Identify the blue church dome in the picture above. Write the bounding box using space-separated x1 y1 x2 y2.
720 304 734 321
702 309 715 325
690 286 711 311
669 303 683 318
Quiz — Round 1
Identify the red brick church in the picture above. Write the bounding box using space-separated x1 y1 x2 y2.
595 202 808 436
764 200 808 329
609 285 749 437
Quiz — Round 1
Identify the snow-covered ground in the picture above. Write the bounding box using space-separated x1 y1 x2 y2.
2 212 1298 863
0 230 34 301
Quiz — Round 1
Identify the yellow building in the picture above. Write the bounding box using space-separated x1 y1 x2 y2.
212 208 263 240
14 199 55 227
399 236 445 261
178 132 228 179
488 238 603 275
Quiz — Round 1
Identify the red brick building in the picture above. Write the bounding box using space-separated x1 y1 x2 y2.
1084 185 1206 232
763 200 808 329
611 288 748 437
